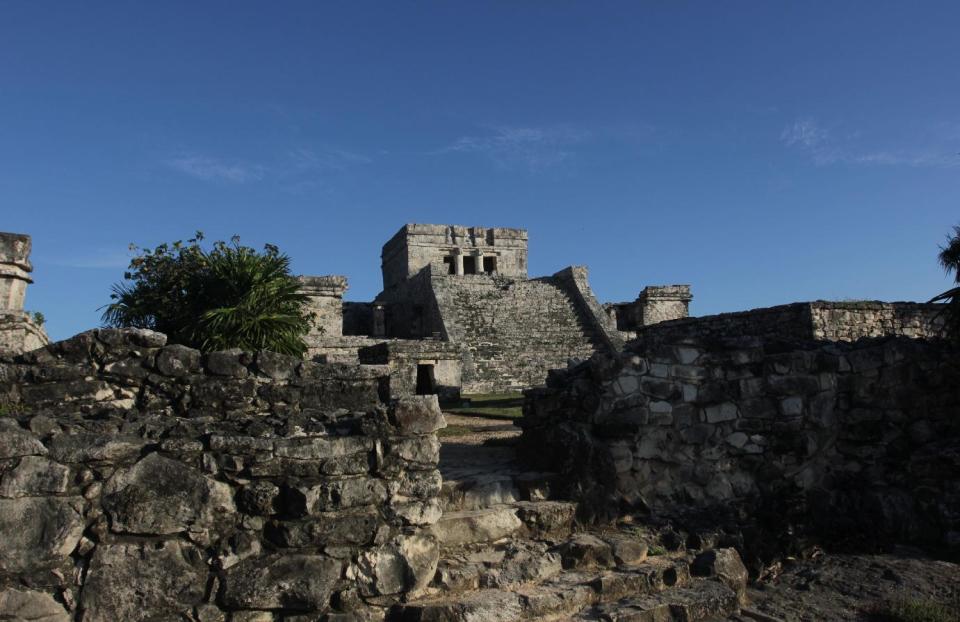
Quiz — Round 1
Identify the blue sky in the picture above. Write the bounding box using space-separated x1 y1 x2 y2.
2 2 958 341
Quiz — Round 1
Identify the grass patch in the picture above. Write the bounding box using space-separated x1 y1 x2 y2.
444 392 524 420
647 545 666 556
437 425 473 438
866 597 960 622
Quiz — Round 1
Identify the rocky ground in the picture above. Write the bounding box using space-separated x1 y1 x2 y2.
434 411 960 622
729 550 960 622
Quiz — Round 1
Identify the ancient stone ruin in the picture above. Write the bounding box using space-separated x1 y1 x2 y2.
299 224 691 397
0 232 49 355
0 224 956 621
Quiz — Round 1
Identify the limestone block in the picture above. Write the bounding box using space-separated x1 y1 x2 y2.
390 395 446 435
103 453 235 535
275 436 372 460
266 508 380 547
558 533 615 569
221 554 342 610
393 436 440 466
237 480 280 515
691 548 749 604
0 497 84 573
82 541 207 622
352 534 439 597
0 419 46 459
47 433 146 464
293 476 389 514
703 402 738 423
154 344 201 376
779 396 804 417
253 350 299 380
0 588 70 622
205 349 250 377
0 456 71 497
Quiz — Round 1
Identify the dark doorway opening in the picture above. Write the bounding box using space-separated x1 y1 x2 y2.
443 256 456 274
415 364 436 395
462 256 477 274
483 256 496 274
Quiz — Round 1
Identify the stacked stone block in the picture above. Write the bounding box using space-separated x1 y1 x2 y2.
0 328 445 621
635 300 945 348
0 231 49 354
522 334 960 554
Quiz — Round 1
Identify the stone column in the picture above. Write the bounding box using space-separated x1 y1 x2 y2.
297 275 348 339
0 232 49 354
455 252 464 276
637 285 693 326
0 232 33 311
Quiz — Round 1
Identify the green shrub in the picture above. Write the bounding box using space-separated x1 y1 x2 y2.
932 225 960 343
101 233 313 355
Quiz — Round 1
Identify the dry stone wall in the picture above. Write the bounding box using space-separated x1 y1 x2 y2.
521 333 960 557
0 328 445 621
635 301 945 348
430 272 602 393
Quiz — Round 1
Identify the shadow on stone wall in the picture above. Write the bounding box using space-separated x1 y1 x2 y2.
520 333 960 569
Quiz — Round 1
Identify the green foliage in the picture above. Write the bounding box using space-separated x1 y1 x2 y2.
0 402 30 417
647 544 666 556
932 225 960 343
30 311 45 326
101 233 313 355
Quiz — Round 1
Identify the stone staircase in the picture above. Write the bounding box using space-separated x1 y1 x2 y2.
430 275 601 392
392 429 746 622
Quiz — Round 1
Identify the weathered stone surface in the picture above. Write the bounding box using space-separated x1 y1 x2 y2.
154 343 201 376
353 534 439 596
82 541 207 622
0 587 70 622
254 350 299 380
558 533 615 569
205 349 249 377
390 395 446 435
0 419 45 459
691 548 749 604
0 496 84 573
47 433 146 464
238 480 280 515
103 453 235 535
429 506 523 546
221 554 342 610
267 508 380 547
0 456 71 497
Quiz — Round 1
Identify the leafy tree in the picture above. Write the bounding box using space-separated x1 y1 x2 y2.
102 233 313 355
931 224 960 342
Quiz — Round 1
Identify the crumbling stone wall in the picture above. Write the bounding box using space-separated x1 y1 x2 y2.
636 301 945 348
521 334 960 555
0 329 445 621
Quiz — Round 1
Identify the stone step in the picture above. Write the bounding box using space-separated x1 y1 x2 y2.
429 501 577 547
396 561 733 622
571 579 740 621
441 470 562 512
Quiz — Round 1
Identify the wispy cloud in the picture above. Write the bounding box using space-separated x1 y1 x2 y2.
780 117 959 168
288 147 372 172
166 155 265 183
435 125 592 172
165 147 372 187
